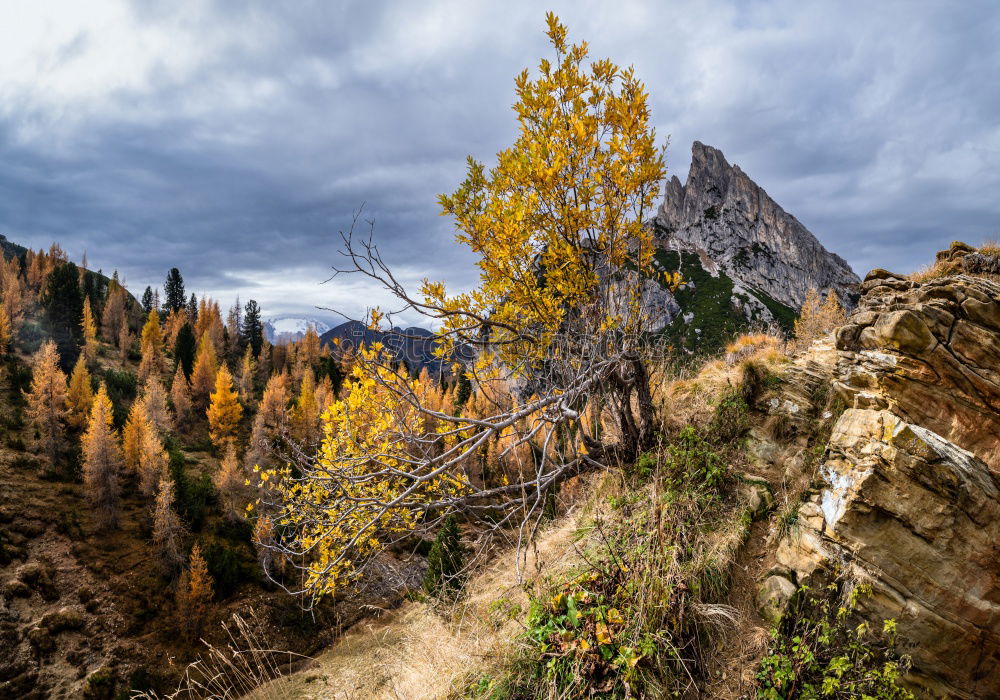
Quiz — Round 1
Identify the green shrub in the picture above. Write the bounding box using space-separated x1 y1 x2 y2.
422 514 466 599
754 580 913 699
102 368 137 429
662 426 726 492
202 541 253 598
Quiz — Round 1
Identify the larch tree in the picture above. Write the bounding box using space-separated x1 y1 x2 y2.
171 365 193 432
190 331 218 409
152 476 186 572
237 346 256 402
246 372 289 469
65 353 95 430
142 377 171 435
257 15 674 604
291 367 320 447
175 543 214 642
117 324 133 366
794 288 847 349
81 384 123 529
0 302 12 355
122 400 150 474
214 443 246 522
138 428 169 498
139 309 166 382
207 364 243 449
102 280 128 343
25 339 68 468
81 296 98 363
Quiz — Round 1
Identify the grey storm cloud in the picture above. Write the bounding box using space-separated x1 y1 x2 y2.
1 0 998 324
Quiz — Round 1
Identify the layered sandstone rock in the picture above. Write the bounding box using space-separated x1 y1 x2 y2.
772 408 1000 697
655 141 859 309
834 270 1000 469
763 264 1000 697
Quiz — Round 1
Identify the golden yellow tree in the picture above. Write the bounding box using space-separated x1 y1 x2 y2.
171 365 193 432
65 353 94 430
190 331 218 409
246 372 289 469
122 400 151 474
214 443 246 522
82 384 123 529
142 377 171 434
138 428 168 498
152 475 186 570
81 296 98 363
176 543 214 642
291 367 320 446
794 288 847 349
25 339 68 468
207 365 243 449
117 324 132 366
0 302 10 355
139 309 166 382
237 346 256 401
102 281 128 342
260 15 670 602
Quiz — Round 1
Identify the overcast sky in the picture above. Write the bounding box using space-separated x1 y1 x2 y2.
1 0 998 324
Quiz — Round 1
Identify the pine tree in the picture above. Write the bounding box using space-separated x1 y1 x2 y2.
25 339 68 468
65 353 94 430
153 475 186 572
81 296 98 363
1 261 26 334
241 299 264 359
455 370 472 407
164 268 186 313
214 443 246 522
171 365 193 432
176 543 214 642
173 322 197 378
82 384 123 529
139 309 165 382
141 286 154 315
186 293 198 323
422 514 466 598
190 331 218 409
207 365 243 449
43 262 84 368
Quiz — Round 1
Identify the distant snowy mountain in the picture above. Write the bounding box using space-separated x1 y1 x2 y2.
264 316 332 344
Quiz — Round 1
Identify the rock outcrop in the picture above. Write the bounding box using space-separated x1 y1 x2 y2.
655 142 860 310
763 260 1000 697
834 270 1000 469
773 408 1000 697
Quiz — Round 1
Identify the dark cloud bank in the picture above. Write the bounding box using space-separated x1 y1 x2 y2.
1 0 998 323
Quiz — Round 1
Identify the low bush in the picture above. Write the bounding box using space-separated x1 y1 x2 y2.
754 579 913 699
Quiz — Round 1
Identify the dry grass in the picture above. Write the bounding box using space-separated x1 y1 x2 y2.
656 333 788 432
249 507 594 700
908 259 959 283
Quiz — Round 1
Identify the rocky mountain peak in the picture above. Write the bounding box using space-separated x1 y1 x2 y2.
655 141 860 309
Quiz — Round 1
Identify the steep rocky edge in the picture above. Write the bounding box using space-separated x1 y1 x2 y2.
760 259 1000 697
656 142 860 310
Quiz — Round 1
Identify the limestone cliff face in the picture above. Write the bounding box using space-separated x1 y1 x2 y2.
655 142 860 309
760 260 1000 697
